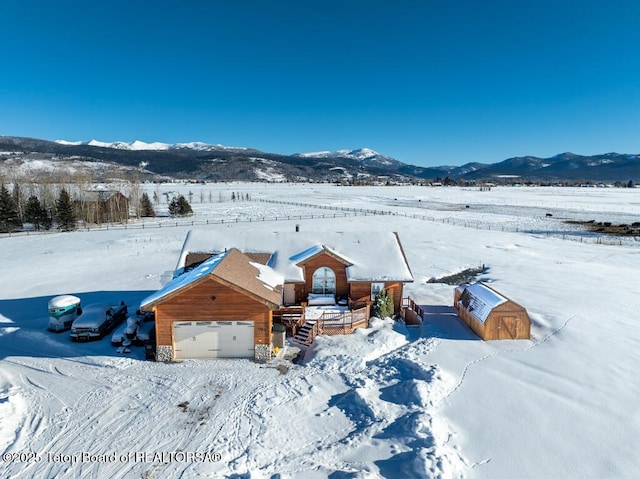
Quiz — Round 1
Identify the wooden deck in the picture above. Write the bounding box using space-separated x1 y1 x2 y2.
289 304 371 345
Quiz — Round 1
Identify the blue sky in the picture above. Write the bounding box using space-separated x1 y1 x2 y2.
1 1 639 167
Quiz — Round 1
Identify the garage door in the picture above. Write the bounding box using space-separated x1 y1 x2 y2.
173 321 255 359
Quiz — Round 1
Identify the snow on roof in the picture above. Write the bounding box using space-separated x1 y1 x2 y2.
458 282 507 324
141 251 227 309
141 248 283 310
48 295 81 309
175 230 414 284
250 261 284 292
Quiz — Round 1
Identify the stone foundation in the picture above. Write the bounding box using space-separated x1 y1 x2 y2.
156 345 173 362
254 344 271 363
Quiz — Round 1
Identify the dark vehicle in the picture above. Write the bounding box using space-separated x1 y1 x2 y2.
70 302 128 341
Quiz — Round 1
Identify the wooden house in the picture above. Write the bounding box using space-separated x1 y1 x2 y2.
454 282 531 340
175 230 413 315
141 229 414 360
140 248 283 362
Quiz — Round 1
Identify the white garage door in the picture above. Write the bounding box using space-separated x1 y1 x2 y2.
173 321 255 359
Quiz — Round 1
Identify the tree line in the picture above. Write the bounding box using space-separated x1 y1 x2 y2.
0 178 195 234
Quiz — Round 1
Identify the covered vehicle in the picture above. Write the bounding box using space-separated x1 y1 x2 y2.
134 320 155 346
110 322 128 346
48 295 82 332
70 302 127 341
124 310 153 339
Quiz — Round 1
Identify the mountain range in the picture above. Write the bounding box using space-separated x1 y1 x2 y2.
0 136 638 183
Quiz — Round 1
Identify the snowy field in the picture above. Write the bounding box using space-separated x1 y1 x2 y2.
1 184 639 478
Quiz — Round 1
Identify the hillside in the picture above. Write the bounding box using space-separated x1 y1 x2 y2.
1 136 639 182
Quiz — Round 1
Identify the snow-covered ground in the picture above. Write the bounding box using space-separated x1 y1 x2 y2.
1 185 639 478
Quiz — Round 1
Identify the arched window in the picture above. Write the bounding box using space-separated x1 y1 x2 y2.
312 267 336 295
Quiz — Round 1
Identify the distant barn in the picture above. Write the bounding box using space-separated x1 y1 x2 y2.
79 190 129 224
454 282 530 340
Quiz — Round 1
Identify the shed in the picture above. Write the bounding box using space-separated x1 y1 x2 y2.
454 282 530 340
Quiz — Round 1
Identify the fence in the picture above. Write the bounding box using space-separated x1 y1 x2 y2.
257 199 640 247
4 197 638 247
0 209 367 239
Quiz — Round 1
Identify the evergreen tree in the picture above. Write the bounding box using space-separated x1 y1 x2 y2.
139 192 156 217
168 195 193 217
372 289 394 319
55 189 77 231
24 195 51 230
0 183 22 233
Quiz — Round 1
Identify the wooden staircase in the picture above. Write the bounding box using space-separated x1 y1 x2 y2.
292 320 317 346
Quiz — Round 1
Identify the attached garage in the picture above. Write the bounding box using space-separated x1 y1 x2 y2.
173 321 255 359
140 248 283 362
454 282 531 340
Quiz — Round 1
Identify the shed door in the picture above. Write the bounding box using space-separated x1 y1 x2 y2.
498 317 519 340
173 321 254 359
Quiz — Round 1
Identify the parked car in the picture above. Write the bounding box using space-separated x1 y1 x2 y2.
70 302 127 342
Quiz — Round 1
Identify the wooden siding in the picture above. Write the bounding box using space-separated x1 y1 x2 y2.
349 281 404 314
155 276 272 348
456 299 530 340
298 253 349 301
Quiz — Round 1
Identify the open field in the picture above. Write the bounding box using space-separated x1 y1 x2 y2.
1 185 639 478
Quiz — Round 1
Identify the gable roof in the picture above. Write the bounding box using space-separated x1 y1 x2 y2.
458 282 508 324
290 244 354 266
174 230 414 284
141 248 283 311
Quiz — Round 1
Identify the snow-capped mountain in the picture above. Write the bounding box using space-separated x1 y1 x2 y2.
2 136 638 182
294 147 403 168
55 139 248 152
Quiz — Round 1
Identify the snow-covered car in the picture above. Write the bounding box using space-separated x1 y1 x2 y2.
125 314 141 339
70 302 127 341
125 310 154 339
110 322 128 346
133 320 155 346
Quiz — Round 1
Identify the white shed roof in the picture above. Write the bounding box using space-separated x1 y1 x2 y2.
175 230 413 284
458 282 507 324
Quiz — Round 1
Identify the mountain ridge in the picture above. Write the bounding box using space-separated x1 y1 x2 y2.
1 135 638 182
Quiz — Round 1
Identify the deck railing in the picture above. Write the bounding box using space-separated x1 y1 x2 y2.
401 297 424 325
317 304 370 335
273 306 305 336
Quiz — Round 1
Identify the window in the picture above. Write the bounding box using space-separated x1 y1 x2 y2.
371 282 384 300
312 267 336 295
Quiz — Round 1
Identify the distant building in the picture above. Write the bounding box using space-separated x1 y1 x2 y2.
79 190 129 224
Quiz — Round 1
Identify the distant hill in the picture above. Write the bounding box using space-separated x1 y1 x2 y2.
0 136 638 182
